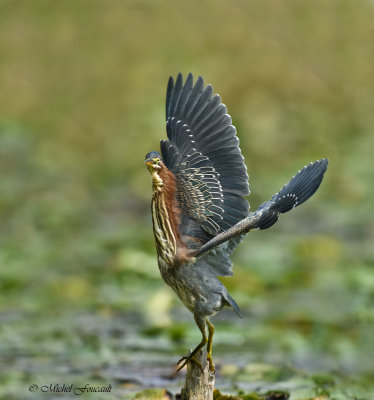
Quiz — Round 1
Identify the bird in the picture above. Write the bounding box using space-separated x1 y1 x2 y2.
145 73 328 373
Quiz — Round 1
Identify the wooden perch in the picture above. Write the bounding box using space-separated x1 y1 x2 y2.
180 348 215 400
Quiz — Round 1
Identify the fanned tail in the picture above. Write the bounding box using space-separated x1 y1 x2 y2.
196 158 328 257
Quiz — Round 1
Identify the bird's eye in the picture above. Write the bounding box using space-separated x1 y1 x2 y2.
154 158 160 164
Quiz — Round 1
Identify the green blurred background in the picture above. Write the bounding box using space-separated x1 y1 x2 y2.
1 1 374 399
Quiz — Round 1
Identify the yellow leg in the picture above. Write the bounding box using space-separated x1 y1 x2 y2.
177 314 208 373
206 319 215 372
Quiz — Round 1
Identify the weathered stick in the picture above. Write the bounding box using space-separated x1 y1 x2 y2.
180 348 215 400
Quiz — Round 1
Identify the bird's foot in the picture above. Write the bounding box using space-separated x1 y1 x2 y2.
176 351 215 374
176 352 203 373
207 352 215 374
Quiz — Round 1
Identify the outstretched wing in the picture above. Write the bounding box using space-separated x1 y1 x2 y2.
160 73 250 246
196 159 329 256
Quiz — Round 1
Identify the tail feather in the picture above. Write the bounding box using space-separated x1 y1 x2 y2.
223 292 242 318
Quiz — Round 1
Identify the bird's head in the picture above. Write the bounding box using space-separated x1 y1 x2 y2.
145 151 163 172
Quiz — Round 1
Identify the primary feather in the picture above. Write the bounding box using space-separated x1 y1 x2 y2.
162 73 250 250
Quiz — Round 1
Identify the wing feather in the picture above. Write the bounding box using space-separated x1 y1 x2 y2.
161 73 250 244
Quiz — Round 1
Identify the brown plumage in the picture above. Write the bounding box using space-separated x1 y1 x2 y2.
149 160 192 267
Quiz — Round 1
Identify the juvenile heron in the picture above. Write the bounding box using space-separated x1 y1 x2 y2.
145 73 328 373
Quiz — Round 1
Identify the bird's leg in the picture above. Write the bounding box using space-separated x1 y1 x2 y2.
206 319 215 372
177 315 207 372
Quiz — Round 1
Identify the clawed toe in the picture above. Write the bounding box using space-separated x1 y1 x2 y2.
176 353 204 373
207 353 215 374
177 356 187 366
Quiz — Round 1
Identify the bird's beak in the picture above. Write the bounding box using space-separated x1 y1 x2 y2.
145 159 154 171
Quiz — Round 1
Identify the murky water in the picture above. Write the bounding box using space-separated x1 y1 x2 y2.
1 306 373 400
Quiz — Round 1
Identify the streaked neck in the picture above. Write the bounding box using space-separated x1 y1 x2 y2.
151 169 163 191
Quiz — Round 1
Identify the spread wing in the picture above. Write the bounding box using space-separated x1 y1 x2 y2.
160 73 250 247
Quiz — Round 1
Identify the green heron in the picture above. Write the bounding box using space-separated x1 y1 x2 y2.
145 73 328 373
